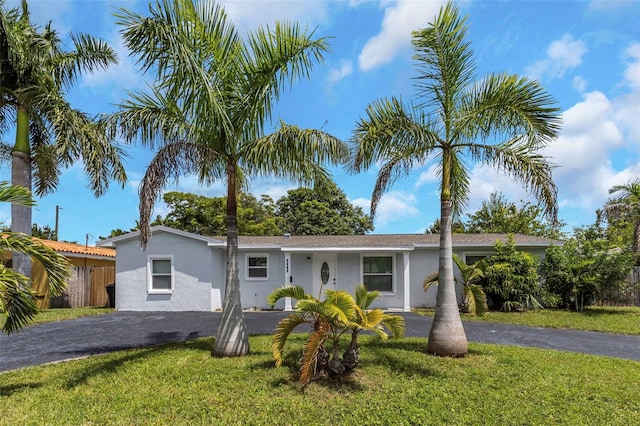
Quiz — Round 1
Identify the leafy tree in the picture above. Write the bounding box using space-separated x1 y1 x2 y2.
347 3 560 355
603 178 640 264
275 183 373 235
425 217 467 234
0 0 126 278
159 191 280 236
112 0 346 357
466 192 564 239
30 223 56 240
541 225 635 311
423 253 488 316
480 236 544 312
268 283 404 387
0 181 70 333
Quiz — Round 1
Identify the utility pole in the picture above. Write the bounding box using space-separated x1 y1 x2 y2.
54 205 62 241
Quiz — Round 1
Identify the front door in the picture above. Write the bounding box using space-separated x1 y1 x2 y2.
312 254 337 300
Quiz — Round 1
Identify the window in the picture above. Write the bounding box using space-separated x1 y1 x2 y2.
362 255 393 292
246 254 269 280
148 257 173 293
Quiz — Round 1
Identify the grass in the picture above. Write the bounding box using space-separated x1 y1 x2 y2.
0 307 114 330
1 334 639 425
415 306 640 335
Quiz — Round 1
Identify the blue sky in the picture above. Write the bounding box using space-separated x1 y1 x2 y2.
1 0 639 244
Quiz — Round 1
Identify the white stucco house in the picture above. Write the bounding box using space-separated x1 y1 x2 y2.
96 226 559 312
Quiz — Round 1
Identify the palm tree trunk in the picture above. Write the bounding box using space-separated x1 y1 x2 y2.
428 153 468 356
11 105 32 278
213 160 249 357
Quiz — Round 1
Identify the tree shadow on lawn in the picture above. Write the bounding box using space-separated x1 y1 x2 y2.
0 381 44 397
62 338 214 390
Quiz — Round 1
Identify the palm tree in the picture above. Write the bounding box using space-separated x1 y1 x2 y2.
605 178 640 261
0 181 71 333
423 253 488 317
347 2 560 356
0 0 126 278
111 0 347 357
268 283 404 387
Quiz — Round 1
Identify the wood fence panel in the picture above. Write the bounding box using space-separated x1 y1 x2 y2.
50 266 115 308
91 266 115 307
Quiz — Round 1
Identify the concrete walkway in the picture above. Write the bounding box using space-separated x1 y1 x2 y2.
1 311 639 372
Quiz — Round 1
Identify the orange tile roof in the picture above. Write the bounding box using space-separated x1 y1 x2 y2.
39 239 116 258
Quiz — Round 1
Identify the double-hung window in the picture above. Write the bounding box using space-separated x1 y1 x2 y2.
362 255 394 293
148 256 173 293
246 254 269 280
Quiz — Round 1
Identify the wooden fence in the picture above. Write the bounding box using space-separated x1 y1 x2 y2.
596 267 640 307
50 266 115 308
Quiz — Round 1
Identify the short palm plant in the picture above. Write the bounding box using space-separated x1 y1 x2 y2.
423 253 488 316
268 283 405 387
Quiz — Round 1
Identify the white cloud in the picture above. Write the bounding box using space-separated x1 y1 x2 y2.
572 76 587 92
414 163 439 189
325 60 354 85
218 0 330 33
526 34 587 80
80 31 148 99
357 0 445 71
372 190 421 225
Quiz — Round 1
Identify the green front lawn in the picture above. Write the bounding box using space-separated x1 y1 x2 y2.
1 335 639 425
0 307 114 330
415 306 640 335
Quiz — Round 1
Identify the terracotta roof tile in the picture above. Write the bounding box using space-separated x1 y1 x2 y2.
39 239 116 258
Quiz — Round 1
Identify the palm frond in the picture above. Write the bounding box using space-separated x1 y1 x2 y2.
423 271 439 292
299 324 328 387
271 313 309 367
241 122 348 186
354 283 378 310
0 264 38 334
0 180 34 206
267 284 308 307
464 284 488 317
138 142 225 246
380 313 406 339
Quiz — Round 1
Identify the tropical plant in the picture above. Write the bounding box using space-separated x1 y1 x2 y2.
268 283 405 387
0 0 126 278
0 181 71 333
465 191 565 239
604 178 640 264
480 237 544 312
541 225 635 311
112 0 346 357
347 2 560 356
423 253 488 316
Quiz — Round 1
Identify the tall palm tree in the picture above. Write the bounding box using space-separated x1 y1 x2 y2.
605 178 640 260
0 0 126 278
348 2 560 356
112 0 347 357
0 181 71 334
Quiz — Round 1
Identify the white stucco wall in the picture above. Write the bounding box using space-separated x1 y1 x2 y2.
238 249 286 310
114 232 219 311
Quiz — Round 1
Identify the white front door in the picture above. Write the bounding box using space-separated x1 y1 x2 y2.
312 254 337 300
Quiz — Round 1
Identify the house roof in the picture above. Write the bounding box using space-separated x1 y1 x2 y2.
40 239 116 258
222 233 560 251
96 226 560 252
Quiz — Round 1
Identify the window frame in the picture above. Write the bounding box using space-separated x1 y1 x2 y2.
147 255 174 294
361 253 395 294
246 253 269 281
463 252 494 266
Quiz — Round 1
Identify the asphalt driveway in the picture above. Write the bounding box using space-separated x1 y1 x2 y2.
1 311 639 372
